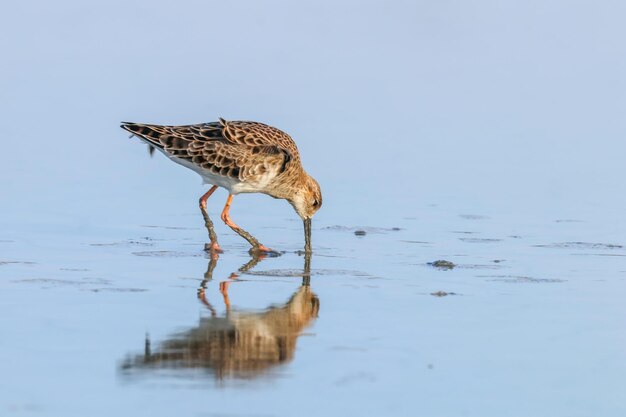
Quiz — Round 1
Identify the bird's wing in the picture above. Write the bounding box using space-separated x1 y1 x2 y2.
218 119 298 157
121 120 294 181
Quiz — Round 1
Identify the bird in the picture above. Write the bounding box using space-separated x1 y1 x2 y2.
120 118 322 254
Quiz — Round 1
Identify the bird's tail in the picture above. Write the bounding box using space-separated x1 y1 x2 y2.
120 122 166 150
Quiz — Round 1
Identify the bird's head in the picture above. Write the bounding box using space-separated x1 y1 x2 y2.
289 174 322 221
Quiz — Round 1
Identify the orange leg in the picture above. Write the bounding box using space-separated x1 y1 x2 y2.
217 253 269 312
199 185 223 254
220 194 273 254
219 272 239 312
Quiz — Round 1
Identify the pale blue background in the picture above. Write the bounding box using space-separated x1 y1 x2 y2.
1 1 625 416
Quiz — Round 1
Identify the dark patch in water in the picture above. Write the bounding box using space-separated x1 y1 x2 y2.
555 219 584 223
431 291 457 297
354 230 366 236
428 260 455 270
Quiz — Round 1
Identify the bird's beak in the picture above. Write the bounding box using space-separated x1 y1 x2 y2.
304 218 312 253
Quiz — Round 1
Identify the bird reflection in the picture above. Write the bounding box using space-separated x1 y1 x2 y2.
121 252 318 380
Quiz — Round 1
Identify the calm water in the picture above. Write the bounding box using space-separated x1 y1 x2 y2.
1 1 626 416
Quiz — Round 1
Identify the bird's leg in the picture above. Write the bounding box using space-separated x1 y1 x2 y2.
199 185 223 254
219 253 266 312
238 253 266 273
220 194 274 254
197 256 218 316
219 273 237 313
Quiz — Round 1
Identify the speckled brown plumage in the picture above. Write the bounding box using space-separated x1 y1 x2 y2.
121 118 322 254
121 118 297 185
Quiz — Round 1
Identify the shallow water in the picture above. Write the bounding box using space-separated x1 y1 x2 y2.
2 1 626 416
2 209 625 416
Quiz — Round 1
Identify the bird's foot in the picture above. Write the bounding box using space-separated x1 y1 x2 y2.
197 288 206 300
204 242 224 255
249 245 282 257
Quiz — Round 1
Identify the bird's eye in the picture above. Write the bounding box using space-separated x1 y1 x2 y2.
312 199 319 207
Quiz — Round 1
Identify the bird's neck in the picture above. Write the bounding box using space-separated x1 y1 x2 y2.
268 167 309 200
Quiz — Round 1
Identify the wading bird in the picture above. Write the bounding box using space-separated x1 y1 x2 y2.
121 118 322 254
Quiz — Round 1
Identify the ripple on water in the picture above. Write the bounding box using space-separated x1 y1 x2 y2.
132 251 204 258
141 225 199 230
425 262 505 271
480 275 566 283
89 288 148 293
533 242 623 250
11 277 112 287
244 269 375 278
322 225 402 234
459 238 503 243
90 239 156 247
0 260 36 266
459 214 489 220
